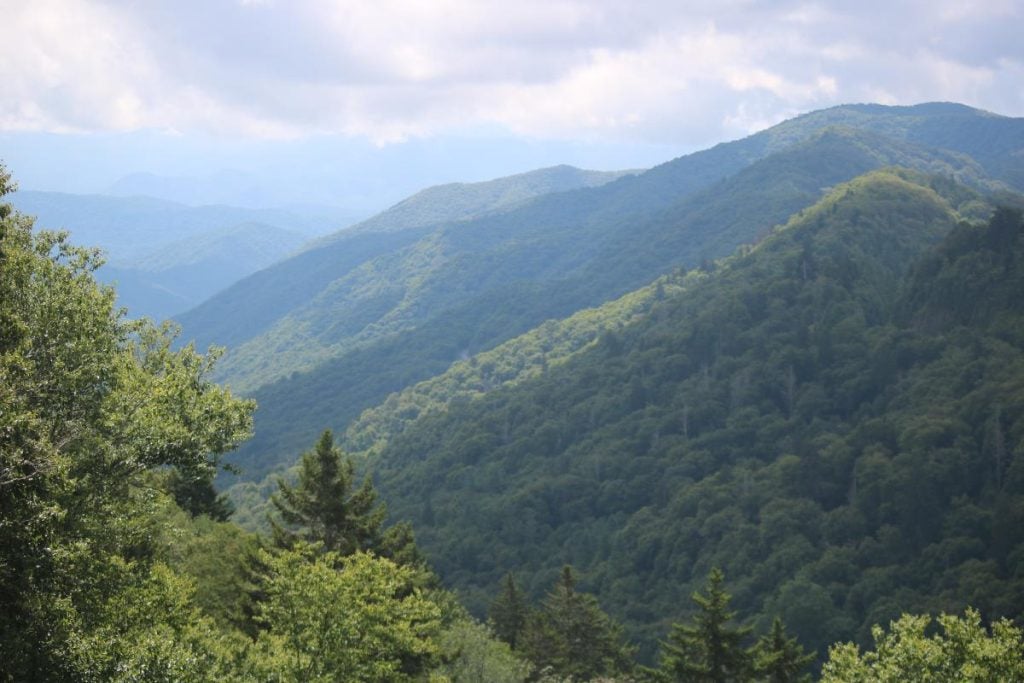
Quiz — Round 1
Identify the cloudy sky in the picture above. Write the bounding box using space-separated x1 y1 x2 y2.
2 0 1022 208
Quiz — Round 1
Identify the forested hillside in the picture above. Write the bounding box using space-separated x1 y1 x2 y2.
175 164 633 353
200 104 1024 484
348 164 636 235
360 170 1024 659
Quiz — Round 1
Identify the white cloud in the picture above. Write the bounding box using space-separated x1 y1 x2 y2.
1 0 1021 147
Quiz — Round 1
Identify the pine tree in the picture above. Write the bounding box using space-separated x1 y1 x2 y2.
165 467 234 521
488 572 528 649
270 429 387 555
520 565 635 680
753 617 814 683
652 568 753 682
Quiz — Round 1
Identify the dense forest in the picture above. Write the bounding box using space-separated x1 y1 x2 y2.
363 170 1024 658
4 102 1024 681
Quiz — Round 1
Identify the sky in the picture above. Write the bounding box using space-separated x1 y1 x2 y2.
1 0 1022 210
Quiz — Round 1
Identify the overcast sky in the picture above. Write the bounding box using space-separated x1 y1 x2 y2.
2 0 1022 207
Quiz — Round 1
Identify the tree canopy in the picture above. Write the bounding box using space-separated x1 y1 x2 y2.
821 608 1024 682
0 164 254 679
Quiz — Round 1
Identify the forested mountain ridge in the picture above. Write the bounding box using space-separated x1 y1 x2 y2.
215 114 1019 483
340 275 690 458
346 164 636 236
358 170 1024 660
174 164 632 354
182 102 1023 367
225 272 692 530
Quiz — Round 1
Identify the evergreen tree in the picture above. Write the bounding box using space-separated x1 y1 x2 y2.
652 568 753 682
165 468 234 521
520 565 635 680
489 572 528 649
269 430 387 555
753 617 814 683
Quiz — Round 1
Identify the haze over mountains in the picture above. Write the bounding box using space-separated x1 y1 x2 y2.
8 191 358 319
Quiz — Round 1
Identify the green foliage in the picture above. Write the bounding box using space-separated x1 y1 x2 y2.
250 546 442 682
0 165 254 680
820 608 1024 682
433 617 532 683
163 467 235 521
270 429 388 554
519 566 637 681
649 569 753 682
151 494 260 630
490 572 530 649
357 170 1024 661
753 618 815 683
65 562 251 682
267 429 429 580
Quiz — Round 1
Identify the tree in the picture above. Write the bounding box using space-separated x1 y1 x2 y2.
520 565 635 680
821 607 1024 682
269 429 387 555
434 617 531 683
0 164 254 680
489 572 529 649
650 568 753 682
753 617 814 683
251 546 442 682
164 467 234 521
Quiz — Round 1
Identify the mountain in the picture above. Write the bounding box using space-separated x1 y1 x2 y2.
357 171 1024 659
100 222 309 321
7 191 356 319
9 191 340 260
176 164 637 354
179 104 1024 483
349 164 637 234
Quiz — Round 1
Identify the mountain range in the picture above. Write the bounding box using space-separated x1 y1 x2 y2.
173 101 1024 661
176 103 1024 486
20 100 1017 660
